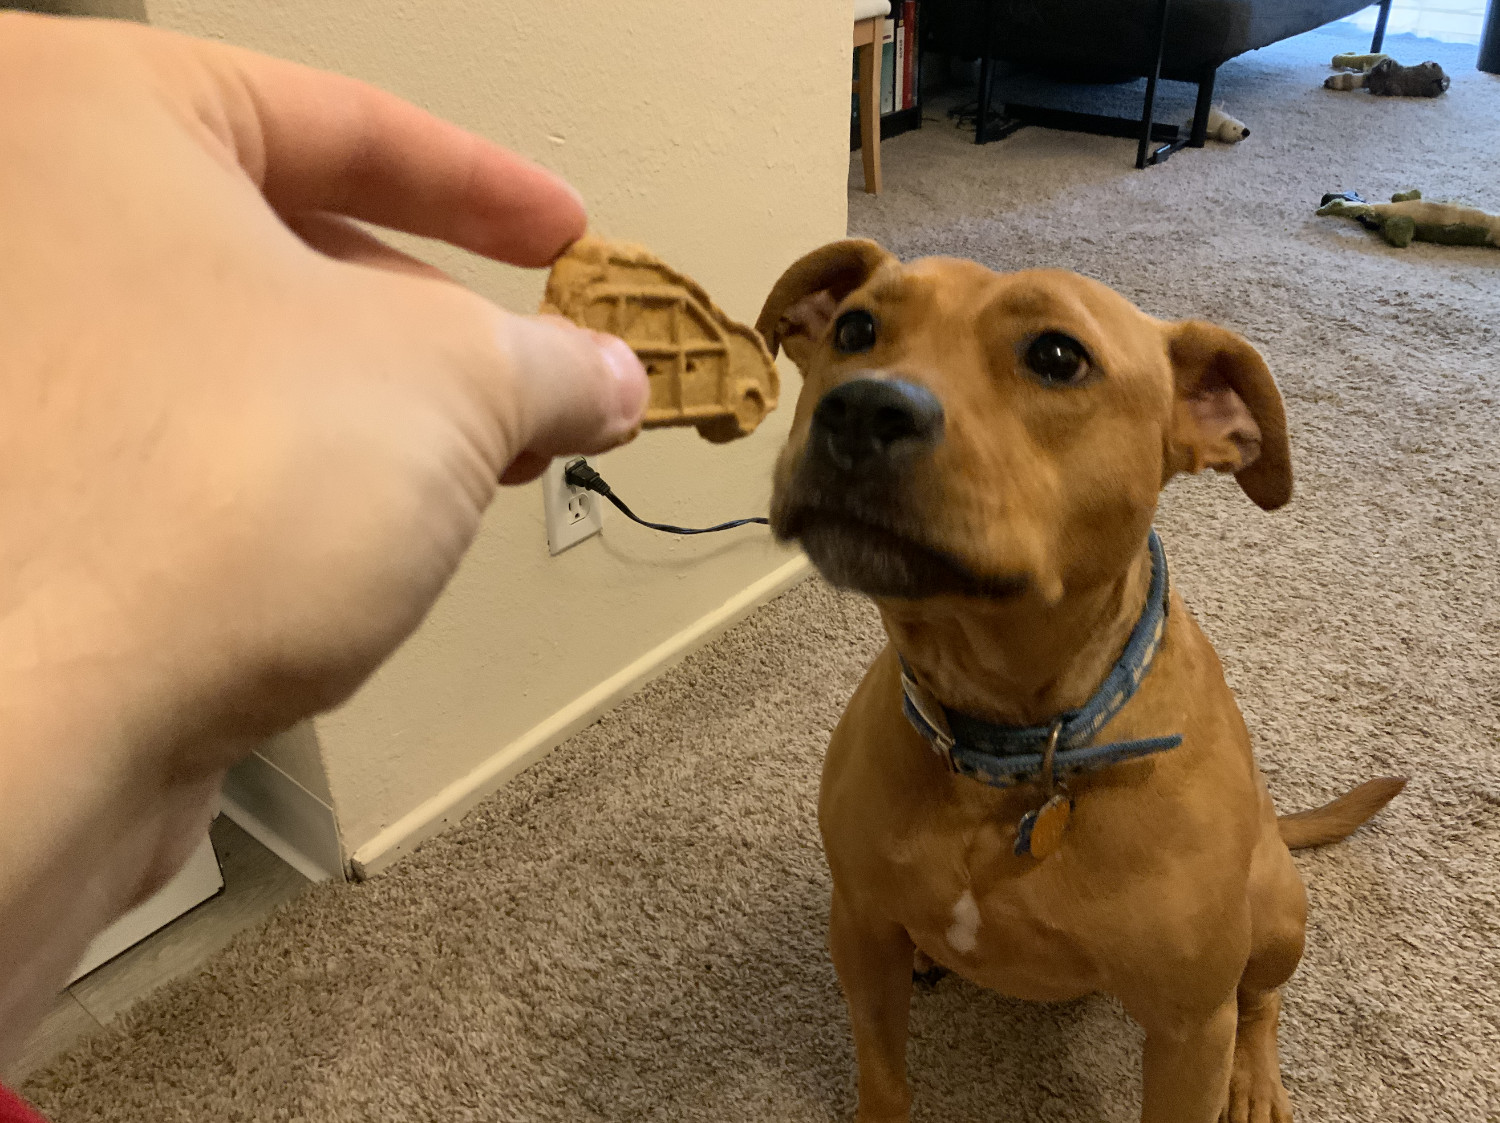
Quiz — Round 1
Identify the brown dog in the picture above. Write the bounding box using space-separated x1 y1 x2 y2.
755 240 1404 1123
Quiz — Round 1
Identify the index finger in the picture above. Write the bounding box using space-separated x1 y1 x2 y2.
194 36 585 267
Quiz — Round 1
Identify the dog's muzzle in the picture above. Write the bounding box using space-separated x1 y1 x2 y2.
809 377 944 474
772 376 1019 600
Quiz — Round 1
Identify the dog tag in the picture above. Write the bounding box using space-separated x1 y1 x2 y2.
1014 794 1072 860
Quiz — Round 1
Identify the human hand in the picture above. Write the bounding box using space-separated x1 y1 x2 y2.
0 14 647 1055
0 13 648 751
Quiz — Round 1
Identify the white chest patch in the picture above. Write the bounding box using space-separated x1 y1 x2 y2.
945 890 981 954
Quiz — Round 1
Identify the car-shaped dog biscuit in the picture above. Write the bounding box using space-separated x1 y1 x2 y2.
540 235 779 442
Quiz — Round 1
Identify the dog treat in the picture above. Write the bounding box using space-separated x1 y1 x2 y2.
541 235 779 443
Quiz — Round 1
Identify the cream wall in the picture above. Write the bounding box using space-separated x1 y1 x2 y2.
144 0 849 871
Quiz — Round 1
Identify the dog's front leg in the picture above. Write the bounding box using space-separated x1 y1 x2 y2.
1137 998 1238 1123
829 889 916 1123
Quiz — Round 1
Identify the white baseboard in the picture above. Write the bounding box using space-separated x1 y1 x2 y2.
68 833 223 983
221 753 343 883
349 554 811 879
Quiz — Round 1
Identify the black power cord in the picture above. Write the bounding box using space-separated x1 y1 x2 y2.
563 458 769 536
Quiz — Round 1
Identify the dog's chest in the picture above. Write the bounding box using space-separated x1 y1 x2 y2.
886 816 1109 1001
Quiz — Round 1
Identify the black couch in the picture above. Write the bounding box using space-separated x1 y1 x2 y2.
924 0 1394 166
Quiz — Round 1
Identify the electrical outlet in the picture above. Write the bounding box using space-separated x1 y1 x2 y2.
543 457 604 555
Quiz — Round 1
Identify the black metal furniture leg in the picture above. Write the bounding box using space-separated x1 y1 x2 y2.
974 0 999 144
1136 0 1173 168
1481 0 1500 73
1371 0 1392 53
1189 66 1216 147
975 53 995 144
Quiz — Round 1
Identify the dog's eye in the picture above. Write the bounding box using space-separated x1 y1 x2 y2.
1024 332 1091 385
833 310 877 354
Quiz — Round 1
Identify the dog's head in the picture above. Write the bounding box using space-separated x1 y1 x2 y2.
756 239 1291 604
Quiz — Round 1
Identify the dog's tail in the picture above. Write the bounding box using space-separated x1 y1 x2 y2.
1277 777 1407 850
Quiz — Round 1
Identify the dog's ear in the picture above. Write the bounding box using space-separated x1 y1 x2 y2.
755 239 891 368
1165 321 1292 510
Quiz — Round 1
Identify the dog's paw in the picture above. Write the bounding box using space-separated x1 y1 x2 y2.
1221 1064 1293 1123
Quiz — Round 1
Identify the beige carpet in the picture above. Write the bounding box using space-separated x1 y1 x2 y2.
24 29 1499 1123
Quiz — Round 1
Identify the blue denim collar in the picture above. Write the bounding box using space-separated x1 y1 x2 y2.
899 530 1182 789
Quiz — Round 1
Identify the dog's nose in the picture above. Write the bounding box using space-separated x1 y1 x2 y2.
811 378 944 471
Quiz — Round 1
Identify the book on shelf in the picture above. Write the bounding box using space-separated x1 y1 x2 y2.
880 16 896 116
894 16 905 114
902 0 917 109
852 4 918 130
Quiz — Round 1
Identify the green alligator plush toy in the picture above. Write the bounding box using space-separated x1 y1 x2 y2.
1317 190 1500 249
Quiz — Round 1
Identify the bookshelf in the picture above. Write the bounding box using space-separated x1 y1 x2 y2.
850 0 923 152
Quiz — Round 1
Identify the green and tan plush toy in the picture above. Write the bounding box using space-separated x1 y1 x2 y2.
1331 52 1387 70
1325 54 1450 96
1317 190 1500 249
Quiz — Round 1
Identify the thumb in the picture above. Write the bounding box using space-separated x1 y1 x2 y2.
414 284 649 486
504 313 650 462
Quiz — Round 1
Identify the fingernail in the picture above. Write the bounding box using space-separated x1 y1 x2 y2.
599 334 649 425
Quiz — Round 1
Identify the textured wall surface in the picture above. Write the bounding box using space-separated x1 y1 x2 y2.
145 0 849 856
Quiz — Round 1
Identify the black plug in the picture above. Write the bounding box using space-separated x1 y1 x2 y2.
559 457 769 537
563 457 610 497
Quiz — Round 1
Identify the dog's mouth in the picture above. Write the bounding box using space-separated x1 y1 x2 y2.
775 505 1026 601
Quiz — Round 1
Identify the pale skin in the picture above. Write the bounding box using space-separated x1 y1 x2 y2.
0 13 649 1071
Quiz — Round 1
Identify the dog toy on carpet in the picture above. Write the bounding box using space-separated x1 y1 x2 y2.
1325 54 1450 96
1332 51 1387 71
1201 104 1249 142
1317 190 1500 249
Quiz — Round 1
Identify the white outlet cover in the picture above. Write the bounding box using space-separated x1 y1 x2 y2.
543 458 604 555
